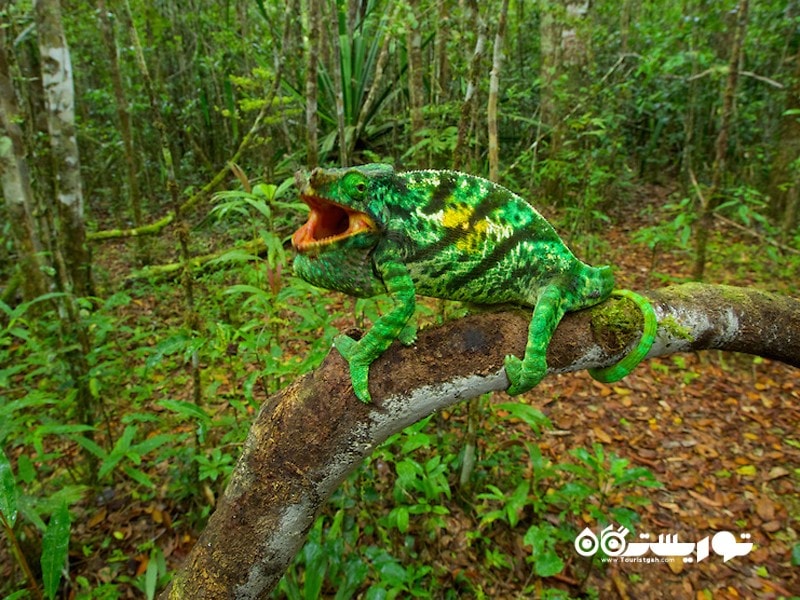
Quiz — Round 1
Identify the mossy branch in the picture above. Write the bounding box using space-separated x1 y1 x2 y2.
161 283 799 597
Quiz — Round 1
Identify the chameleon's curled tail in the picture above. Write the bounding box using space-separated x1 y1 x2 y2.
588 290 658 383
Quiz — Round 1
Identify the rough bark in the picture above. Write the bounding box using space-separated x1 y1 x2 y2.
161 283 800 598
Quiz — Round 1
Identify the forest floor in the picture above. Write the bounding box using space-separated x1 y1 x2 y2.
19 185 797 598
562 186 800 599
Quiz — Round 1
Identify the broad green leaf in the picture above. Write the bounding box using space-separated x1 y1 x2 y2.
495 402 551 434
158 400 210 421
395 507 409 533
145 553 159 600
41 501 71 599
124 465 155 489
533 550 564 577
0 447 18 526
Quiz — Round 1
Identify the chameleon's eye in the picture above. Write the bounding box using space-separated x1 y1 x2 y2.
344 172 368 199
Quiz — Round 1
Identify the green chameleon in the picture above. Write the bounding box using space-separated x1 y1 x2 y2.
292 164 657 403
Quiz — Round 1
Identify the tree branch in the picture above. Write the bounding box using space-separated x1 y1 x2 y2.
161 283 799 598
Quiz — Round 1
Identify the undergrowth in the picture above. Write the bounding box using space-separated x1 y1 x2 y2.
1 181 798 598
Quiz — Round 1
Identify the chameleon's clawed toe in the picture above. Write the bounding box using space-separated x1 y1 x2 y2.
504 354 546 396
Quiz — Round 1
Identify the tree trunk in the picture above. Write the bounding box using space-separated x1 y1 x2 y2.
328 0 348 166
35 0 92 297
538 0 590 200
487 0 509 181
350 4 398 161
431 0 451 106
96 0 147 261
124 0 206 485
161 283 800 598
692 0 749 281
305 0 321 168
768 44 800 238
453 0 486 171
0 26 49 302
406 0 426 163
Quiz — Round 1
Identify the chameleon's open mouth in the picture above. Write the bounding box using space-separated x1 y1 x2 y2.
292 194 376 251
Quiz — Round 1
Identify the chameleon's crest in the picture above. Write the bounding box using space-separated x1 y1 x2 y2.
292 167 379 252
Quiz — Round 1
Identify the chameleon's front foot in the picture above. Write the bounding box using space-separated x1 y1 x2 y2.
503 353 547 395
334 334 373 403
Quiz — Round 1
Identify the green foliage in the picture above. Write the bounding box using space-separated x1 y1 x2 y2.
277 408 660 598
471 425 660 591
1 447 75 599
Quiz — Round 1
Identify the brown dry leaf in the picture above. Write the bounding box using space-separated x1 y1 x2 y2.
695 444 719 458
88 507 108 528
688 490 723 508
762 519 782 532
755 496 776 521
766 466 790 480
592 425 613 444
665 556 684 574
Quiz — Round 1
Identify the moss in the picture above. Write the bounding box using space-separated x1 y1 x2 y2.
659 315 693 341
590 295 645 352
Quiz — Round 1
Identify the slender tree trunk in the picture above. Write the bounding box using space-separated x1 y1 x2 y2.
406 0 426 162
453 0 487 171
769 44 800 238
35 0 92 297
539 0 590 200
33 0 99 476
431 0 450 106
692 0 749 280
487 0 509 181
0 28 49 302
305 0 321 168
123 0 205 484
350 4 398 160
96 0 146 261
328 0 348 165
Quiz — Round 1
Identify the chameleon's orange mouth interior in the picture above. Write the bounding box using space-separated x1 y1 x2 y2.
292 194 376 251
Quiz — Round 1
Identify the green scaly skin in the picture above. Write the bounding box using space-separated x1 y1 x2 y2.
292 164 657 402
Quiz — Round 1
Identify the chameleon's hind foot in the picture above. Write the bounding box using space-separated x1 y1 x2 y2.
334 334 373 403
504 353 547 395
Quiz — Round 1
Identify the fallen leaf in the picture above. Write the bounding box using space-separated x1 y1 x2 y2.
736 464 757 476
755 496 775 521
766 466 790 480
666 556 684 574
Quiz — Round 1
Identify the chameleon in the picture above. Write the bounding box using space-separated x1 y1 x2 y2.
291 164 658 403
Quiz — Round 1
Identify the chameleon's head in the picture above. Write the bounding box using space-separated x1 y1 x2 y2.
292 164 394 253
